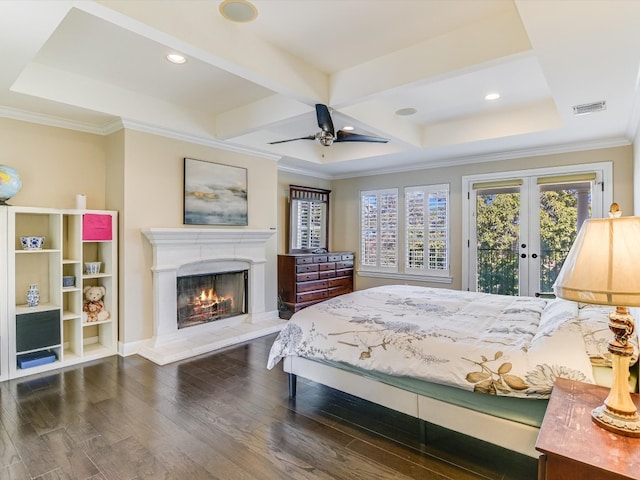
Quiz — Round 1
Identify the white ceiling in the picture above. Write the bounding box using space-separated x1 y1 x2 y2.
2 0 640 178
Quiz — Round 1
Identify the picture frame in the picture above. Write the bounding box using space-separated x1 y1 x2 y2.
183 158 248 226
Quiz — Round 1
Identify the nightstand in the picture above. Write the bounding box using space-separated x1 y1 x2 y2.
536 378 640 480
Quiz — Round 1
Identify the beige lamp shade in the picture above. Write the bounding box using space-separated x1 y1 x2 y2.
554 216 640 306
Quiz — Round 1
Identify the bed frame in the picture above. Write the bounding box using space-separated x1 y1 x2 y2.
284 355 541 458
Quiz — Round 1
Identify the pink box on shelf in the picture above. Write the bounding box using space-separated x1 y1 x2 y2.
83 214 112 241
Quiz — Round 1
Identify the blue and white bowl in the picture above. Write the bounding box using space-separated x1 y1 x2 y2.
20 236 45 250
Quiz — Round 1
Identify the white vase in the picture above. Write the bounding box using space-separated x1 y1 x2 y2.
26 283 39 307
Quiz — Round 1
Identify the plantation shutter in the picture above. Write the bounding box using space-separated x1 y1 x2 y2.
405 185 449 274
360 189 398 271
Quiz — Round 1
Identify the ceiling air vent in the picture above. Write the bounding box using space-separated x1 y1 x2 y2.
573 101 606 116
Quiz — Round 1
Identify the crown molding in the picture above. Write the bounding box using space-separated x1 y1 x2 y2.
330 136 632 180
276 163 334 180
118 118 282 161
0 106 111 135
0 107 282 162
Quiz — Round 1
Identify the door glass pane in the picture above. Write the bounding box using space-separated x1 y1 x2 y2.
475 188 520 295
538 182 591 293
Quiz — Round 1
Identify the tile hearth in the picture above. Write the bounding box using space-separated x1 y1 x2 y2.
137 314 285 365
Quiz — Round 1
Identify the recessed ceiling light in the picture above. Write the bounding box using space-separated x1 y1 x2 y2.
219 0 258 23
166 53 187 64
485 93 500 101
395 107 417 116
342 126 354 131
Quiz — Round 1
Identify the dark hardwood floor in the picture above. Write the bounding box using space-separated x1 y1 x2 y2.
0 334 538 479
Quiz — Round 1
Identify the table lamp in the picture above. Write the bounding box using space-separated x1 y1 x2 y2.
554 203 640 437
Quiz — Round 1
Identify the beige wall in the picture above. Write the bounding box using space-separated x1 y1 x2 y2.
118 130 279 344
105 130 125 338
332 146 634 291
277 170 333 253
0 118 107 209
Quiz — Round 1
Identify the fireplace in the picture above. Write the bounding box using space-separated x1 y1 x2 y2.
177 270 248 329
140 228 285 365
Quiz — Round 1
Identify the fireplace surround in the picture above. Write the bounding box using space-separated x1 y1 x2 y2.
140 228 284 364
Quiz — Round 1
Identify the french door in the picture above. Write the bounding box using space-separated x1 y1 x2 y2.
464 164 611 297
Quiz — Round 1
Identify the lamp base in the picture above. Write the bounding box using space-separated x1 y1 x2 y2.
592 404 640 437
591 306 640 437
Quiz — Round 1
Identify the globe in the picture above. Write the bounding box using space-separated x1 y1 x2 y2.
0 165 22 205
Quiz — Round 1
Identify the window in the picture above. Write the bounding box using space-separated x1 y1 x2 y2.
359 184 450 280
405 184 449 276
360 189 398 272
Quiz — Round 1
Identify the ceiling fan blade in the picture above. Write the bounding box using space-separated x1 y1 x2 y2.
315 104 335 136
268 135 316 144
335 130 389 143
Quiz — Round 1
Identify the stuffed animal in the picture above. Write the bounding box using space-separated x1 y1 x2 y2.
82 285 109 323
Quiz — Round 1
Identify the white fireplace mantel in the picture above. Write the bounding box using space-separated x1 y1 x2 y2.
144 228 276 267
143 227 276 247
138 227 285 364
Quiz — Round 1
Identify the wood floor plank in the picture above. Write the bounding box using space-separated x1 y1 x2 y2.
5 422 59 479
0 421 22 471
0 460 29 480
39 427 100 479
79 434 167 480
34 468 73 480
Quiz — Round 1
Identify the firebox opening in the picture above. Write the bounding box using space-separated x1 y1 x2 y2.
177 270 248 329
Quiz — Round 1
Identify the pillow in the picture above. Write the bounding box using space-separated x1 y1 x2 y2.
533 298 579 341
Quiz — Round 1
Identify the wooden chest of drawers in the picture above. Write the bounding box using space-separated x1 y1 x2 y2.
277 252 354 319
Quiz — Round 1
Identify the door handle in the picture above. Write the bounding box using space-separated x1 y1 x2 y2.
531 253 538 258
520 253 527 258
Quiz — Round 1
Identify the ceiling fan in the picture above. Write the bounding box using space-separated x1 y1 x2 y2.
269 104 389 147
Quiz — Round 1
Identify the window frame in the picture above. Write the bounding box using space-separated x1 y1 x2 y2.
358 184 452 283
289 185 330 253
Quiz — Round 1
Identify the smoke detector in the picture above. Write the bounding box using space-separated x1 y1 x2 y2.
573 101 606 116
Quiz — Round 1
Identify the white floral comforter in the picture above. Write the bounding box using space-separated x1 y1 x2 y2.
267 285 615 399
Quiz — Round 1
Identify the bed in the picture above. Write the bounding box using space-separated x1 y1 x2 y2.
267 285 638 457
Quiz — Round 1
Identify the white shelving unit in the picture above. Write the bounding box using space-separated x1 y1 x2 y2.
4 206 117 379
0 208 7 381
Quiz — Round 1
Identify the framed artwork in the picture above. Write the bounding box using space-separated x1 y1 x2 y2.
183 158 248 225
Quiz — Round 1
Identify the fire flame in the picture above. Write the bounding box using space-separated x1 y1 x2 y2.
194 289 233 309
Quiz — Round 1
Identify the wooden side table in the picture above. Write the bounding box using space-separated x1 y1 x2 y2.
536 378 640 480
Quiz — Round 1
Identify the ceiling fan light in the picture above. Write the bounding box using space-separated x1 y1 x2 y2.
317 131 334 146
219 0 258 23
